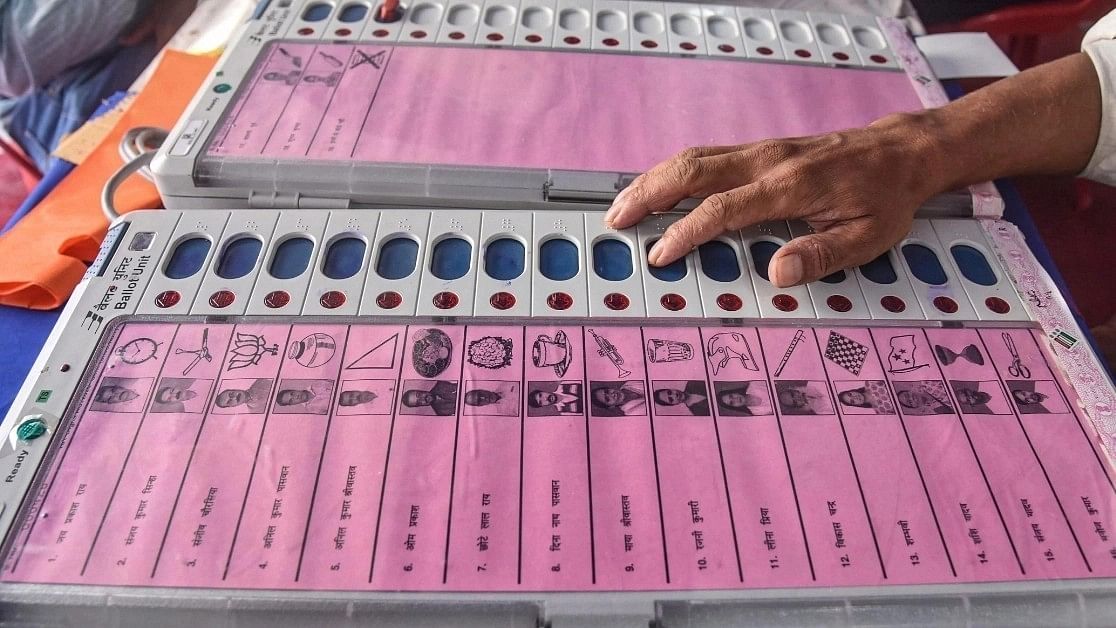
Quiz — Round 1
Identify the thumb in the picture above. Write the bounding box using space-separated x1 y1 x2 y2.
769 223 881 287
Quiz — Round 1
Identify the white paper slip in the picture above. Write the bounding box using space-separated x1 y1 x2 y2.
915 32 1019 79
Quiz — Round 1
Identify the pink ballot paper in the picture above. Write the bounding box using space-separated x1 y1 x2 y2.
5 321 1116 592
204 42 925 174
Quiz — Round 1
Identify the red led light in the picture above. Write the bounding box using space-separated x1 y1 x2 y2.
881 295 906 313
154 290 181 308
490 292 516 310
410 30 427 38
604 292 630 311
209 290 235 309
563 36 581 45
264 290 290 309
376 291 402 309
826 295 853 313
641 39 658 48
372 28 389 37
449 31 465 39
680 42 697 51
933 296 959 314
985 296 1011 314
832 51 849 61
716 293 743 312
772 294 798 312
298 27 314 35
871 54 888 64
526 34 542 43
756 46 774 55
486 32 504 41
335 28 352 36
718 44 735 53
433 291 459 309
319 290 346 309
547 292 573 310
660 293 687 312
603 37 619 46
794 49 811 58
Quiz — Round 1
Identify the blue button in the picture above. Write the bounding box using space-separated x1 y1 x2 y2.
859 253 898 284
698 241 740 282
593 238 633 281
322 237 366 280
646 240 687 282
749 240 781 282
485 238 525 281
820 270 847 284
951 244 997 286
302 2 333 21
270 237 314 279
903 243 948 285
430 237 472 280
164 237 211 279
339 2 369 21
539 238 579 281
376 237 419 280
215 237 262 279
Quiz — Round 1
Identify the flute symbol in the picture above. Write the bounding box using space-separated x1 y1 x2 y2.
587 328 631 379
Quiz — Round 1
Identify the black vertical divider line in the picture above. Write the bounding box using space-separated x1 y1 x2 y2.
916 328 1026 575
295 325 352 581
151 325 238 578
261 43 319 148
303 47 358 155
441 325 469 584
866 330 956 578
1023 331 1116 497
10 322 128 574
349 47 395 160
222 326 296 580
368 325 409 582
754 329 816 581
973 330 1092 572
638 327 671 584
696 328 744 582
81 325 183 576
580 326 597 584
517 326 526 584
809 329 888 579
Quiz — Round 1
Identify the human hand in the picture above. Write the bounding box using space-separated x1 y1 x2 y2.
603 112 950 288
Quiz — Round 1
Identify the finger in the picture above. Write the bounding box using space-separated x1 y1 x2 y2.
647 184 776 267
769 221 884 287
605 146 745 228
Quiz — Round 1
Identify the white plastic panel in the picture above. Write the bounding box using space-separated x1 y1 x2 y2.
475 0 520 44
437 1 483 43
286 0 337 39
584 213 647 318
246 211 331 316
531 211 590 318
357 0 412 40
771 9 821 64
701 4 747 58
738 222 815 319
787 221 871 319
513 0 555 47
191 212 279 316
842 13 899 69
693 235 761 319
635 214 704 317
591 0 631 51
897 219 979 322
302 211 378 315
664 3 707 55
553 0 593 49
360 210 432 316
628 1 669 53
136 211 228 316
415 210 483 316
853 248 926 321
932 218 1030 322
807 11 859 66
735 7 785 61
474 211 534 317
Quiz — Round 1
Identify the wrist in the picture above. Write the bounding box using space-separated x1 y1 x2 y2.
869 110 962 199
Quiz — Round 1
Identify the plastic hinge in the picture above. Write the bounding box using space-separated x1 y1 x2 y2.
546 171 624 203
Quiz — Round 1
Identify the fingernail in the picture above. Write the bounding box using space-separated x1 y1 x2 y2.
604 187 631 226
648 239 666 266
772 254 803 287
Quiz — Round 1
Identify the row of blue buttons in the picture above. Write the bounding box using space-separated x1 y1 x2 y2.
162 231 999 288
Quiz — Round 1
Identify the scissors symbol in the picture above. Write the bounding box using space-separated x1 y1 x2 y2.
1002 332 1031 379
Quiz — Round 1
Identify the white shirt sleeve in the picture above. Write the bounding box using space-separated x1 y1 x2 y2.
1082 10 1116 185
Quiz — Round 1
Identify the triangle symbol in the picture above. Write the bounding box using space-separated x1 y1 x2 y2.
345 333 398 370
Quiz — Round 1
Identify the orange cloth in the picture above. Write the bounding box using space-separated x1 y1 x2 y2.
0 51 216 310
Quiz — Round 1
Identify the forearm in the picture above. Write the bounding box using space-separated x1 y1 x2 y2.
907 52 1103 192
